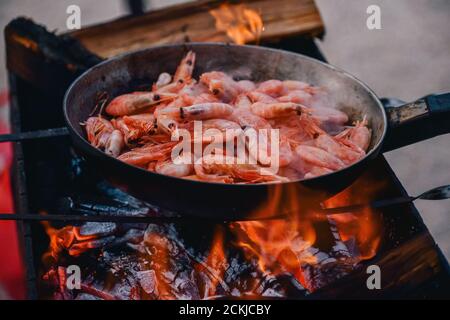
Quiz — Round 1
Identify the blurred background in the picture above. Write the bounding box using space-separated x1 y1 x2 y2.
0 0 449 297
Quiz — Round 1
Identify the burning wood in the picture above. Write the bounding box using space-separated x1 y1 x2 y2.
40 178 382 299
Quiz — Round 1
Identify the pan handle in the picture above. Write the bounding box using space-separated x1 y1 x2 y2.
381 92 450 152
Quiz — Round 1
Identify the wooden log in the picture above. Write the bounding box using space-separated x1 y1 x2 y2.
5 18 102 96
69 0 325 58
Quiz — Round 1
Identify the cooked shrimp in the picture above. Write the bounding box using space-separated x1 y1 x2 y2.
123 113 157 140
173 51 196 84
194 154 287 183
278 90 312 104
309 107 349 126
156 103 234 123
188 93 220 105
256 80 284 97
155 157 193 177
117 142 177 166
105 130 125 157
303 117 363 164
237 80 256 92
200 71 241 102
279 136 294 167
153 72 172 90
85 117 124 157
336 117 371 151
84 50 366 183
304 166 333 179
248 91 278 104
106 92 177 116
85 117 114 149
155 116 178 138
295 145 345 171
234 94 252 109
202 119 243 143
281 80 312 93
229 107 272 130
250 102 306 119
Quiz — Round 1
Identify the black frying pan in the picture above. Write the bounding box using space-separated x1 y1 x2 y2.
60 43 450 218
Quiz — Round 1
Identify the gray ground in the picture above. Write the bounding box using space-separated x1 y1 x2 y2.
0 0 449 259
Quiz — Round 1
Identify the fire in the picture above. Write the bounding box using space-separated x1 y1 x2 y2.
323 183 383 260
231 181 382 291
41 221 93 264
40 181 383 297
201 227 227 296
210 3 264 45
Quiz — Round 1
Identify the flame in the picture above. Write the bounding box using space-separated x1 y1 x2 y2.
201 227 227 296
323 183 383 260
232 180 382 291
210 3 264 45
41 178 383 296
41 219 101 264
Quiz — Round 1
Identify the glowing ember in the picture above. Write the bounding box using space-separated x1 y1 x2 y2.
210 3 264 45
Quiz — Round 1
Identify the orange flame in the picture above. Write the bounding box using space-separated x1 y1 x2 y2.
323 182 383 260
210 3 264 45
41 221 99 264
201 227 227 296
232 180 382 290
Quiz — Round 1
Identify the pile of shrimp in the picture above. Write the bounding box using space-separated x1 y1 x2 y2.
84 51 371 184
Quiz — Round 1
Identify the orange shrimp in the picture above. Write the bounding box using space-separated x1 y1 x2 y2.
122 113 156 139
105 130 125 157
336 117 371 152
256 80 284 97
105 92 177 116
194 154 287 183
278 90 312 104
236 80 256 92
152 72 172 91
248 91 278 104
155 156 194 177
200 71 241 102
309 107 349 126
250 102 306 119
304 166 333 179
295 145 345 171
201 119 243 143
230 107 272 133
85 117 124 157
173 51 196 84
156 103 234 121
302 117 363 164
281 80 312 93
117 142 177 166
85 117 113 147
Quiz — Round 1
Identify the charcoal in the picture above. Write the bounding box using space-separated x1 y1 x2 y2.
42 165 362 299
108 229 145 247
75 293 101 300
79 222 117 237
68 236 116 256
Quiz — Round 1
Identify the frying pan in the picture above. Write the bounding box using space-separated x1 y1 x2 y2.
59 43 450 218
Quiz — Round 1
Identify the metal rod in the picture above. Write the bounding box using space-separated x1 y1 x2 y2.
0 213 286 224
319 196 417 215
0 127 69 143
